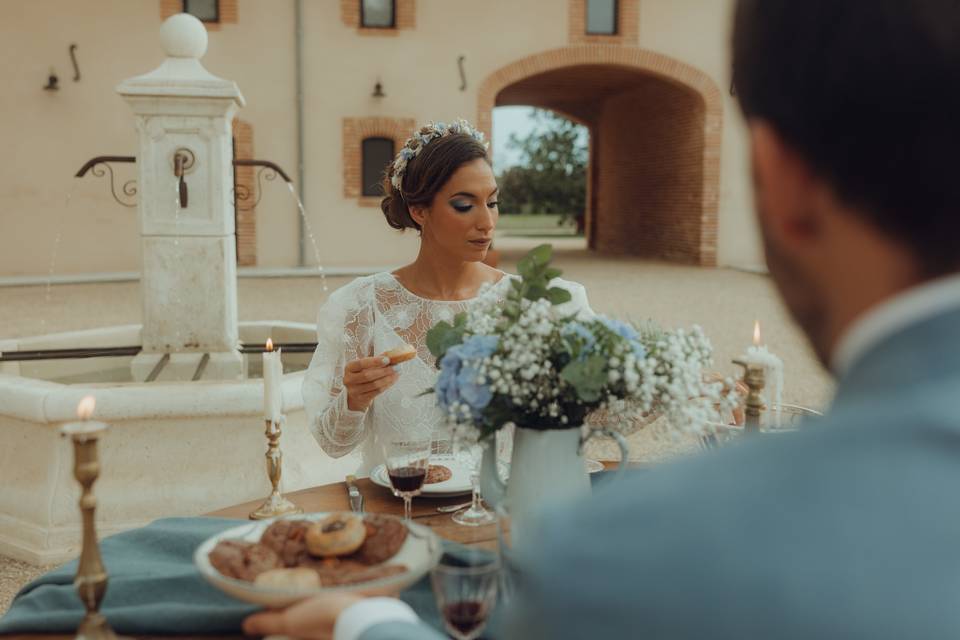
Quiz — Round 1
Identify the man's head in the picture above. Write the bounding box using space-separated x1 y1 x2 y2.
733 0 960 366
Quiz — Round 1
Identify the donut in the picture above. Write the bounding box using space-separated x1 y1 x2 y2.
305 513 366 557
253 567 321 590
384 344 416 365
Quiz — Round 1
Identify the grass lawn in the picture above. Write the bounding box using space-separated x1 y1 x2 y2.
496 213 582 237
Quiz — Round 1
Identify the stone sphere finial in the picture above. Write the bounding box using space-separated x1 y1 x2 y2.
160 13 208 59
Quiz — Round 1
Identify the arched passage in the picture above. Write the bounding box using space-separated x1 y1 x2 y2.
478 46 722 266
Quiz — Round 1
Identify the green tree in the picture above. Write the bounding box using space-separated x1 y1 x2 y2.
497 109 588 219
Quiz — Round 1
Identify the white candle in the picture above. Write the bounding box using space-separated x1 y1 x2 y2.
61 394 108 438
263 339 283 423
742 321 784 427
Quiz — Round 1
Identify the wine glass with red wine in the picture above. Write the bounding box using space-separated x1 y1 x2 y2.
431 549 499 640
382 437 432 521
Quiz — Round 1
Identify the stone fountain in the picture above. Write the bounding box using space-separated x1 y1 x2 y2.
0 15 356 565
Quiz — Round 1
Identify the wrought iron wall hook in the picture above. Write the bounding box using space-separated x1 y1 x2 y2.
233 161 294 211
457 55 467 91
69 44 80 82
74 156 137 207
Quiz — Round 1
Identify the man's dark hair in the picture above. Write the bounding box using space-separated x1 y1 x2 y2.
733 0 960 276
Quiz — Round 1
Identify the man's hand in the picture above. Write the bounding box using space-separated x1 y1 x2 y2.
242 592 365 639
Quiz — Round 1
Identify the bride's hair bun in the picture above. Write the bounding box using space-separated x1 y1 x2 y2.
380 125 489 232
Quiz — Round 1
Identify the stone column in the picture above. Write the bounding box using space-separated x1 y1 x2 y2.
117 14 245 381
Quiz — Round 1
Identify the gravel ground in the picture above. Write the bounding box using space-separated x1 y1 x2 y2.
0 246 834 612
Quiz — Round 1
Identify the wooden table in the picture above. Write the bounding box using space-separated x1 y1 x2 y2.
7 463 618 639
5 477 500 639
210 476 500 548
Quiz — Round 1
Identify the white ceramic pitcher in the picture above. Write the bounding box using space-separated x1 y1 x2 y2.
480 425 628 543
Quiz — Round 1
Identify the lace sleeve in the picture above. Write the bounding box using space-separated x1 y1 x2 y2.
302 280 374 458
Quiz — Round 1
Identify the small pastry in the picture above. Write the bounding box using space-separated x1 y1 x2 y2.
425 464 452 484
384 344 416 365
254 567 321 590
306 513 367 557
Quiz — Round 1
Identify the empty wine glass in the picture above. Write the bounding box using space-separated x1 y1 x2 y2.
431 548 499 640
452 425 495 526
382 437 432 521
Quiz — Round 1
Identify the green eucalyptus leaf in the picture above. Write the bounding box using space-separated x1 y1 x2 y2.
560 355 607 403
426 321 464 359
544 267 563 281
547 287 573 306
528 244 553 267
524 283 548 301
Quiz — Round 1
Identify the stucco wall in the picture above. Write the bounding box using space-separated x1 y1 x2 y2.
0 0 761 277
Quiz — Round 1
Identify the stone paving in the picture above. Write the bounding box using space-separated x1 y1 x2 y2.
0 248 834 612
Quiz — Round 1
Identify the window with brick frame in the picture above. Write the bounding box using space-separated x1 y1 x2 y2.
182 0 219 23
362 137 395 197
361 0 395 28
586 0 618 35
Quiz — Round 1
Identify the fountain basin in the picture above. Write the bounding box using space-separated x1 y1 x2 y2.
0 321 358 565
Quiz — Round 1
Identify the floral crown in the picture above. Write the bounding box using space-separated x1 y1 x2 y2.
390 118 488 192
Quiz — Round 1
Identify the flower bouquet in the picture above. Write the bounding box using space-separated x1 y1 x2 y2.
426 244 735 439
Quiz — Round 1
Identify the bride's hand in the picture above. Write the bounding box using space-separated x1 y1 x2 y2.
344 355 399 412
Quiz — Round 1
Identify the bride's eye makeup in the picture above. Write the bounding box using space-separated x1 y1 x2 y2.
450 200 473 213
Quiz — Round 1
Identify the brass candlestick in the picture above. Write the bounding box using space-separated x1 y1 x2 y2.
733 359 766 434
250 417 302 520
61 420 118 640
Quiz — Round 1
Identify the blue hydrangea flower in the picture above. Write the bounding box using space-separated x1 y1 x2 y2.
458 335 499 360
597 317 646 358
563 322 596 359
599 317 639 341
435 335 498 416
400 148 416 160
419 133 434 146
457 365 493 414
436 347 463 411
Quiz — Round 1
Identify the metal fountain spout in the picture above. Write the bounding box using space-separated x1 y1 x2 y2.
173 148 193 208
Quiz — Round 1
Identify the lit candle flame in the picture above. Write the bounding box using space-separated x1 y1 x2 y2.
77 395 96 420
266 338 274 352
753 320 762 346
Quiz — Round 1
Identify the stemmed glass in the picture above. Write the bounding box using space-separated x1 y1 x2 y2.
431 548 500 640
382 437 432 521
451 425 496 527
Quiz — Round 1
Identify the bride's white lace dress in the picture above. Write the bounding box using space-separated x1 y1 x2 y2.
302 271 591 475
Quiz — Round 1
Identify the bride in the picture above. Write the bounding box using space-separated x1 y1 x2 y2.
302 119 591 474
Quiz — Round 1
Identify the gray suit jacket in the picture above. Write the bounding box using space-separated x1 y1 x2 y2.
363 305 960 639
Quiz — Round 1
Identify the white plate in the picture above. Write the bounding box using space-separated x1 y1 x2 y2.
370 456 474 497
194 512 441 608
585 458 605 474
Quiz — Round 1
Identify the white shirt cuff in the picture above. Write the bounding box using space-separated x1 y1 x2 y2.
333 597 420 640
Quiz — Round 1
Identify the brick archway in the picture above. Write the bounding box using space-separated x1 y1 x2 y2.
478 46 722 266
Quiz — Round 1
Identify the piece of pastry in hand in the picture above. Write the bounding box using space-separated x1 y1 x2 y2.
384 344 416 365
425 464 452 484
253 567 321 590
306 513 367 557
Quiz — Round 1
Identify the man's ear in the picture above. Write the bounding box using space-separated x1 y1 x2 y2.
750 121 820 246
